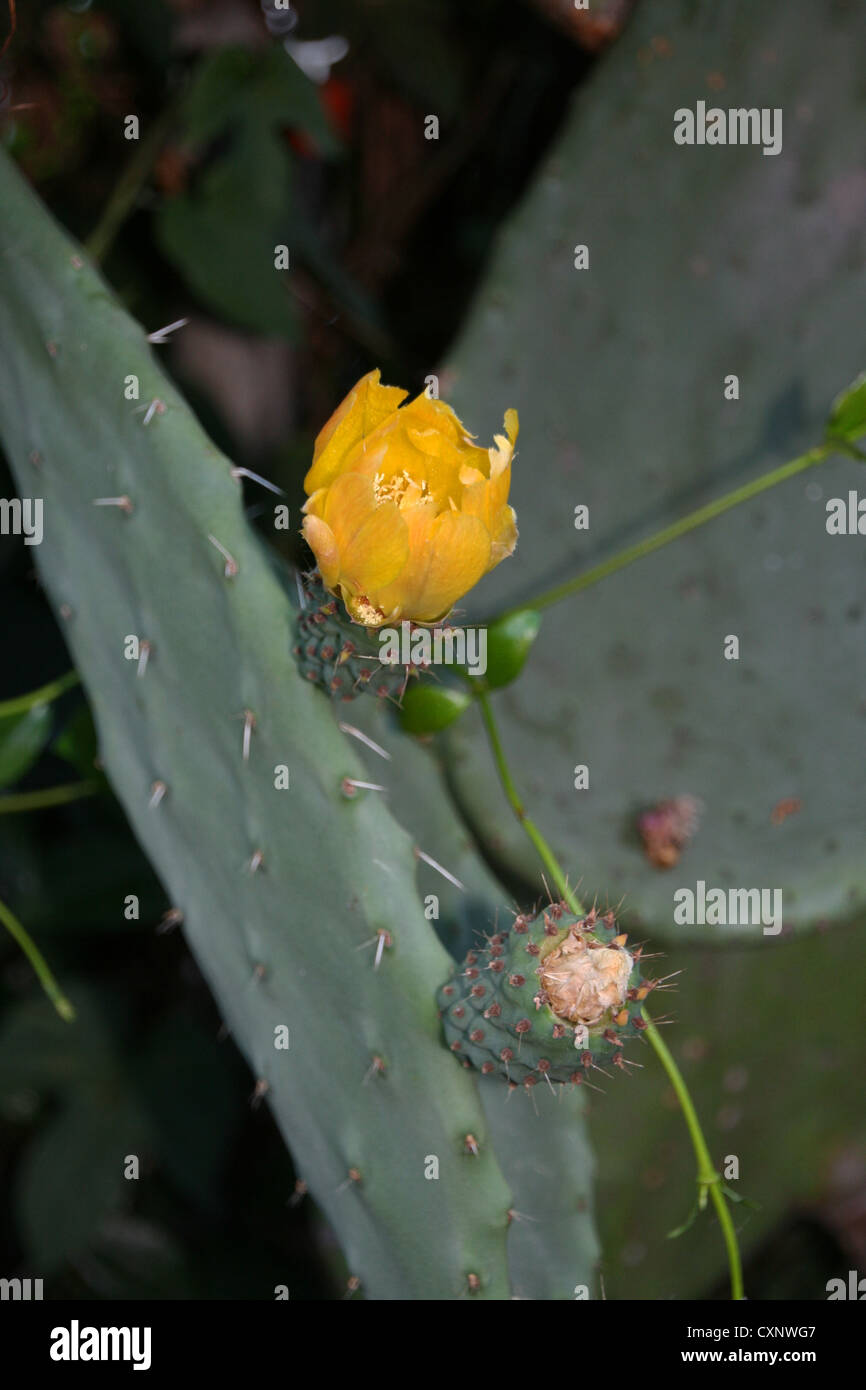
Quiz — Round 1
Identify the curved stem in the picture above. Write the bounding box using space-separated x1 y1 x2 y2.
0 669 79 719
499 443 833 620
477 692 583 913
85 101 180 265
642 1011 744 1300
709 1183 745 1300
0 895 75 1022
475 688 744 1300
0 781 98 814
640 1013 716 1183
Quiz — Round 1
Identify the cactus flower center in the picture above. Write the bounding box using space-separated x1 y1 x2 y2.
538 936 633 1027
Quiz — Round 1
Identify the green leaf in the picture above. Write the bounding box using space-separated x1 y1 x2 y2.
398 682 472 734
157 43 342 338
129 1016 240 1212
666 1199 699 1240
826 370 866 442
183 46 261 145
158 44 357 339
183 45 341 156
472 609 541 691
157 126 299 338
87 1216 192 1300
722 1184 761 1212
0 704 52 788
15 1088 149 1270
0 991 114 1094
52 702 100 779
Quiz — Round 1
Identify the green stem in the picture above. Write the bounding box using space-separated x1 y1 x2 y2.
502 443 834 620
85 102 180 265
0 670 79 719
475 688 745 1300
477 692 583 913
642 1010 744 1299
0 781 98 814
0 895 75 1022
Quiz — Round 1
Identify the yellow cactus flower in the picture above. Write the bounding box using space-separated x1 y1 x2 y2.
301 370 518 626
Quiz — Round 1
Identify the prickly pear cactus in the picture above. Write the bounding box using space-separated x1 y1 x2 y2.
438 905 651 1085
1 147 592 1300
293 572 423 702
332 696 601 1299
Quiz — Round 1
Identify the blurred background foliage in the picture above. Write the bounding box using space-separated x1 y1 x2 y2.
0 0 863 1299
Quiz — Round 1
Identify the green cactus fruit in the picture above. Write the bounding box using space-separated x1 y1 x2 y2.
469 609 541 692
398 682 472 735
437 904 655 1087
292 571 423 702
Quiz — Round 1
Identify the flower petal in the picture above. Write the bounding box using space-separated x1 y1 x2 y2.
373 500 438 617
304 370 407 494
301 514 341 589
323 472 379 549
340 503 410 596
411 511 492 622
457 476 491 530
301 372 518 624
489 505 518 565
301 486 328 519
401 391 467 443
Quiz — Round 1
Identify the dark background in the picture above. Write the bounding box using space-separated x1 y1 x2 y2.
0 0 859 1299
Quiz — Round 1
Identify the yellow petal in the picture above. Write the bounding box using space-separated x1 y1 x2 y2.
411 511 492 622
340 502 410 597
489 505 518 565
458 452 510 533
404 428 468 503
323 472 379 549
488 434 514 481
302 486 328 519
301 375 518 623
458 463 486 488
485 410 518 517
488 455 512 518
457 476 491 530
340 412 428 486
311 470 411 613
301 514 341 589
401 391 467 444
304 370 407 495
373 500 438 617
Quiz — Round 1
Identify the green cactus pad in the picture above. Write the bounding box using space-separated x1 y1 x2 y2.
0 150 524 1300
293 572 424 702
437 0 866 941
438 904 654 1086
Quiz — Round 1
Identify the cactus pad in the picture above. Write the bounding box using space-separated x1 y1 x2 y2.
438 904 654 1086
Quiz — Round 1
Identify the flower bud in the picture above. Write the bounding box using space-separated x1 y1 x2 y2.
302 370 518 626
